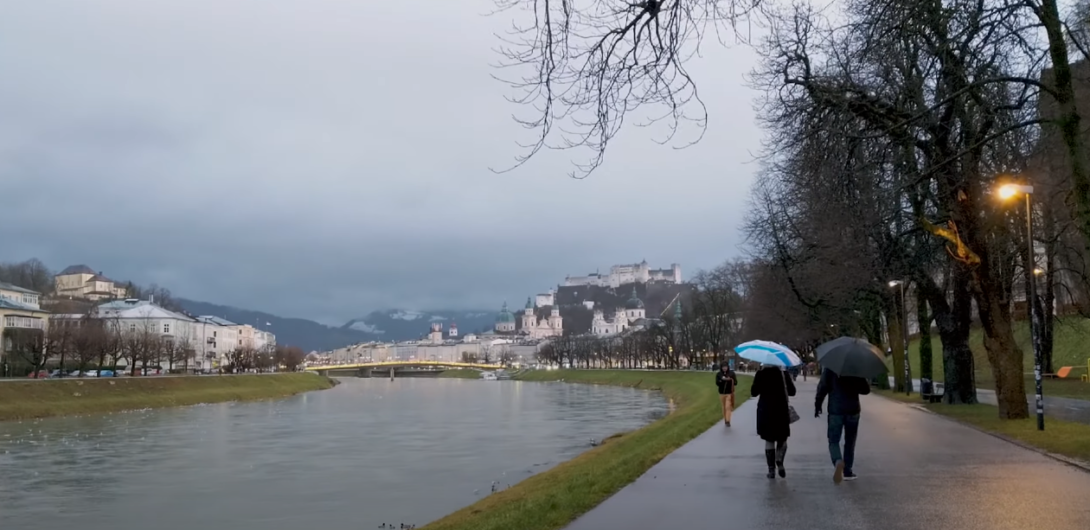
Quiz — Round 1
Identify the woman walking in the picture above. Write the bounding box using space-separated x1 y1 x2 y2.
751 364 797 479
715 363 737 426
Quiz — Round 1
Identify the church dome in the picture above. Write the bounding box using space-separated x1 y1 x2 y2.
625 287 645 309
496 302 515 323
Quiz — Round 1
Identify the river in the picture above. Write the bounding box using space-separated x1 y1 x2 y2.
0 377 668 529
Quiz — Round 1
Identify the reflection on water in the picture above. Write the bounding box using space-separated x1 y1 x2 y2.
0 378 667 529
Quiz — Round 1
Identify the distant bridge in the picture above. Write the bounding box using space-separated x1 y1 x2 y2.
305 361 503 373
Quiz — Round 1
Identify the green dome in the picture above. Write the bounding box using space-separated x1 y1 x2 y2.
625 287 644 309
496 302 515 323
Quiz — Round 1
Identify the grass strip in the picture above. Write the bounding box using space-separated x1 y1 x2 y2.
421 369 750 530
0 373 335 422
877 390 1090 463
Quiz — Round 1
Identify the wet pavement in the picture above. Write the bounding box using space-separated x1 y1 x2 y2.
565 379 1090 530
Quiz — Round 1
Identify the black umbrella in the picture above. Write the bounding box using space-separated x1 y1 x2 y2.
815 337 887 379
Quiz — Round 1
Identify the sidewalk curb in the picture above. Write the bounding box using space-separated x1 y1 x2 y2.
877 394 1090 474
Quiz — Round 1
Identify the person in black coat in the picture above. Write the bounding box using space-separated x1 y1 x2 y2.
715 364 738 427
751 364 797 479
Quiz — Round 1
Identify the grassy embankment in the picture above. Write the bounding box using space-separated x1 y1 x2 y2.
437 369 486 379
421 370 748 530
0 373 335 422
891 317 1090 398
878 390 1090 463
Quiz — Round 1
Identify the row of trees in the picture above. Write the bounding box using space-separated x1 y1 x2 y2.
494 0 1090 420
3 313 305 377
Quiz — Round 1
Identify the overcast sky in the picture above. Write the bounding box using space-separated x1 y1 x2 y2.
0 1 762 326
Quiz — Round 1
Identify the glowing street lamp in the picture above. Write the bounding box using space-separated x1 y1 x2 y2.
997 182 1044 431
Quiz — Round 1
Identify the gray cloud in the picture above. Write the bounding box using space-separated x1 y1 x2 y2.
0 1 762 325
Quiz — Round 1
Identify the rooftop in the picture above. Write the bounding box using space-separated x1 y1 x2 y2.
0 282 40 295
0 298 47 312
57 264 96 276
197 315 238 326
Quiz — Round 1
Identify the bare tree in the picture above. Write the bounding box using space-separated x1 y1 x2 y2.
2 327 47 377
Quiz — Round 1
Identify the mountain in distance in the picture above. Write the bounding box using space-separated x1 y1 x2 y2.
176 298 375 353
341 309 497 341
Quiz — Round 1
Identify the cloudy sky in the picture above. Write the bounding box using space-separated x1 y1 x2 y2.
0 1 762 325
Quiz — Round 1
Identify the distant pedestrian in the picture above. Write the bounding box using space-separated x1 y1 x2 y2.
815 367 871 483
715 364 737 427
751 364 797 479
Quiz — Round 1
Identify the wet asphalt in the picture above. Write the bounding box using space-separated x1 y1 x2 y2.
564 379 1090 530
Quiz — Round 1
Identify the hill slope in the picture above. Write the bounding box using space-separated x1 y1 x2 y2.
341 309 497 340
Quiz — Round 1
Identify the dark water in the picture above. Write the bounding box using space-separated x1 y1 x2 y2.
0 378 668 529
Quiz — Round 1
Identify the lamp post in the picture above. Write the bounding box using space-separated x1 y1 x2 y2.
998 183 1044 431
888 280 911 395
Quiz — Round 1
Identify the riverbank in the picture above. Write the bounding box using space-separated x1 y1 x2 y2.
437 369 483 379
877 390 1090 465
421 369 749 530
0 373 335 422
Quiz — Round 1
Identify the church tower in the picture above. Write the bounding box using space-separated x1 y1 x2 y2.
548 303 562 334
522 297 536 332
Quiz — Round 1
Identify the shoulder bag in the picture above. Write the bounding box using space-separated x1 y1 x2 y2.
782 369 800 424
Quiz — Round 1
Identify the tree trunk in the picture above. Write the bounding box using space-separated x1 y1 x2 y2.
920 272 977 404
974 286 1029 419
1039 0 1090 249
916 289 933 382
887 303 907 393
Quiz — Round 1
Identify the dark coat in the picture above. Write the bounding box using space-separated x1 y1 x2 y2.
715 369 737 394
751 366 797 442
815 368 871 415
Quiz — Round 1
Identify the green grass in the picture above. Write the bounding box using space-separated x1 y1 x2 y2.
890 317 1090 398
877 390 1090 463
0 373 335 422
437 369 486 379
420 369 747 530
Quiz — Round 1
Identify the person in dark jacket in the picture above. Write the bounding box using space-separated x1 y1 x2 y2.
715 364 738 426
815 367 871 483
751 364 797 479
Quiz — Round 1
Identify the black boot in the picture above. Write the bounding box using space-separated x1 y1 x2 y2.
764 449 776 479
776 445 787 478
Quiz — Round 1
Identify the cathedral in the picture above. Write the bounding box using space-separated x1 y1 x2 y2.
493 298 563 338
591 287 646 336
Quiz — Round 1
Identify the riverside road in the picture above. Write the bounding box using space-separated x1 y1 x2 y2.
565 379 1090 530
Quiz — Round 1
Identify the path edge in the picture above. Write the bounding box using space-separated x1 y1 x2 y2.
875 393 1090 474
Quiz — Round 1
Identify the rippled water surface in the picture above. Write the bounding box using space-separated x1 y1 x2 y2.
0 377 667 529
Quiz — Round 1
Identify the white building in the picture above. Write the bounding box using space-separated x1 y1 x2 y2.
55 298 199 369
520 297 563 339
53 265 128 301
193 316 240 371
563 260 681 287
592 288 646 336
535 290 556 307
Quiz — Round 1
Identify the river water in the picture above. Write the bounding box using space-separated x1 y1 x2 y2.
0 377 668 529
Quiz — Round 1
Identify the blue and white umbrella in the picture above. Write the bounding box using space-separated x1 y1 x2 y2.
733 340 802 368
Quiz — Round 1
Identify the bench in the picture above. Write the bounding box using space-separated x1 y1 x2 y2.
921 378 944 404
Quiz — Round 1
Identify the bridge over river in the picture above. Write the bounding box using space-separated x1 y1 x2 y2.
305 361 504 378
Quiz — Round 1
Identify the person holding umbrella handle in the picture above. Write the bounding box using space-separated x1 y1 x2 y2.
815 367 871 484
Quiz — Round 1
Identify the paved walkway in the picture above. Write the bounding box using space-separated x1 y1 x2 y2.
890 377 1090 424
565 380 1090 530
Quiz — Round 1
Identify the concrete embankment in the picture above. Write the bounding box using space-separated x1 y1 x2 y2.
0 373 335 422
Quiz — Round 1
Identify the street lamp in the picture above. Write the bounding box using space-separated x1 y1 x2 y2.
997 182 1044 431
888 280 911 395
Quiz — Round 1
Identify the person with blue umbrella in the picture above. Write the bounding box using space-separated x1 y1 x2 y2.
734 341 802 479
